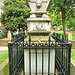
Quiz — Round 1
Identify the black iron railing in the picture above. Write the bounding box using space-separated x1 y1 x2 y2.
52 32 72 75
8 32 26 75
52 32 68 43
8 32 72 75
11 32 25 42
24 36 72 75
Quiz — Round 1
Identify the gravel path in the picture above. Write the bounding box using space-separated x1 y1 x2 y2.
0 47 8 51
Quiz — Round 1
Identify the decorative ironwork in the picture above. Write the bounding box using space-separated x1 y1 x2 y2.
8 32 72 75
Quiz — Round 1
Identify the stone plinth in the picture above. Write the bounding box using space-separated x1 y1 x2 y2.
24 48 55 74
27 17 51 35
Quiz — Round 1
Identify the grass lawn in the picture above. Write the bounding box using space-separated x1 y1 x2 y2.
72 33 75 40
0 51 8 64
51 30 75 40
71 50 75 60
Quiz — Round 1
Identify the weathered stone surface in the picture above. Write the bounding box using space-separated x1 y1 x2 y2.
26 0 51 34
26 0 52 14
27 21 51 31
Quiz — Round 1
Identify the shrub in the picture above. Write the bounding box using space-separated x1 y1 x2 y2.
0 32 7 39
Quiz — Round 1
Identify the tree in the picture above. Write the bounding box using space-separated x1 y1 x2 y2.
1 0 30 32
47 9 62 30
48 0 74 35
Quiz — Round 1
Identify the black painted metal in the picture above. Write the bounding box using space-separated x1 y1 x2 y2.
52 32 72 75
36 44 37 75
29 36 31 75
8 32 72 75
8 32 26 75
48 36 50 75
42 44 44 75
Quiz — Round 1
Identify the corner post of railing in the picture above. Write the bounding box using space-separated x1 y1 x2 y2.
29 35 31 75
48 36 50 75
68 44 72 75
54 35 57 75
61 34 64 74
23 35 25 75
8 43 12 75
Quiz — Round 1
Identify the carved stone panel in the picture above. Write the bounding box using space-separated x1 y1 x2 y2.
28 21 51 31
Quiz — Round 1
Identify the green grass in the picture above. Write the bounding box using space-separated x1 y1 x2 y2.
71 50 75 60
72 33 75 40
0 51 8 64
51 30 75 40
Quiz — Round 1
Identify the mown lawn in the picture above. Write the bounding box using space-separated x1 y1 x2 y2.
71 50 75 60
51 30 75 40
0 51 8 64
72 33 75 40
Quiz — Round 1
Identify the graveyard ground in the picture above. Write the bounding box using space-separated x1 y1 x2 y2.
0 51 8 64
71 50 75 60
51 31 75 40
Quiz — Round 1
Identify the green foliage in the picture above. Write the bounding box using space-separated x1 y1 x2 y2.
72 25 75 31
1 0 30 32
48 0 74 33
47 10 62 26
60 25 63 30
0 32 7 39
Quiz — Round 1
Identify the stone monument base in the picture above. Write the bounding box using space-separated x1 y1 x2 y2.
28 31 50 35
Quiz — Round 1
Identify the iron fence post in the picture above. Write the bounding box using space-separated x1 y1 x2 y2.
29 36 31 75
54 36 57 75
23 35 25 75
42 44 44 75
67 44 72 75
48 36 50 75
36 44 37 75
8 43 12 75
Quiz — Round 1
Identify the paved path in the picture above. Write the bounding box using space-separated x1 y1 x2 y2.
0 47 8 51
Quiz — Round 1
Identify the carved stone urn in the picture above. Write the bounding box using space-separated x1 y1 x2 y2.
26 0 52 35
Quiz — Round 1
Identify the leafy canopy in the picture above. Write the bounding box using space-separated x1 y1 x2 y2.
1 0 30 32
47 0 75 31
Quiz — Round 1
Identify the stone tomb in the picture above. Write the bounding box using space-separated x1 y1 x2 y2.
24 0 55 74
26 0 51 34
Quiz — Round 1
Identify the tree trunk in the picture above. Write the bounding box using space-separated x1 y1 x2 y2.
61 7 66 35
56 24 59 31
